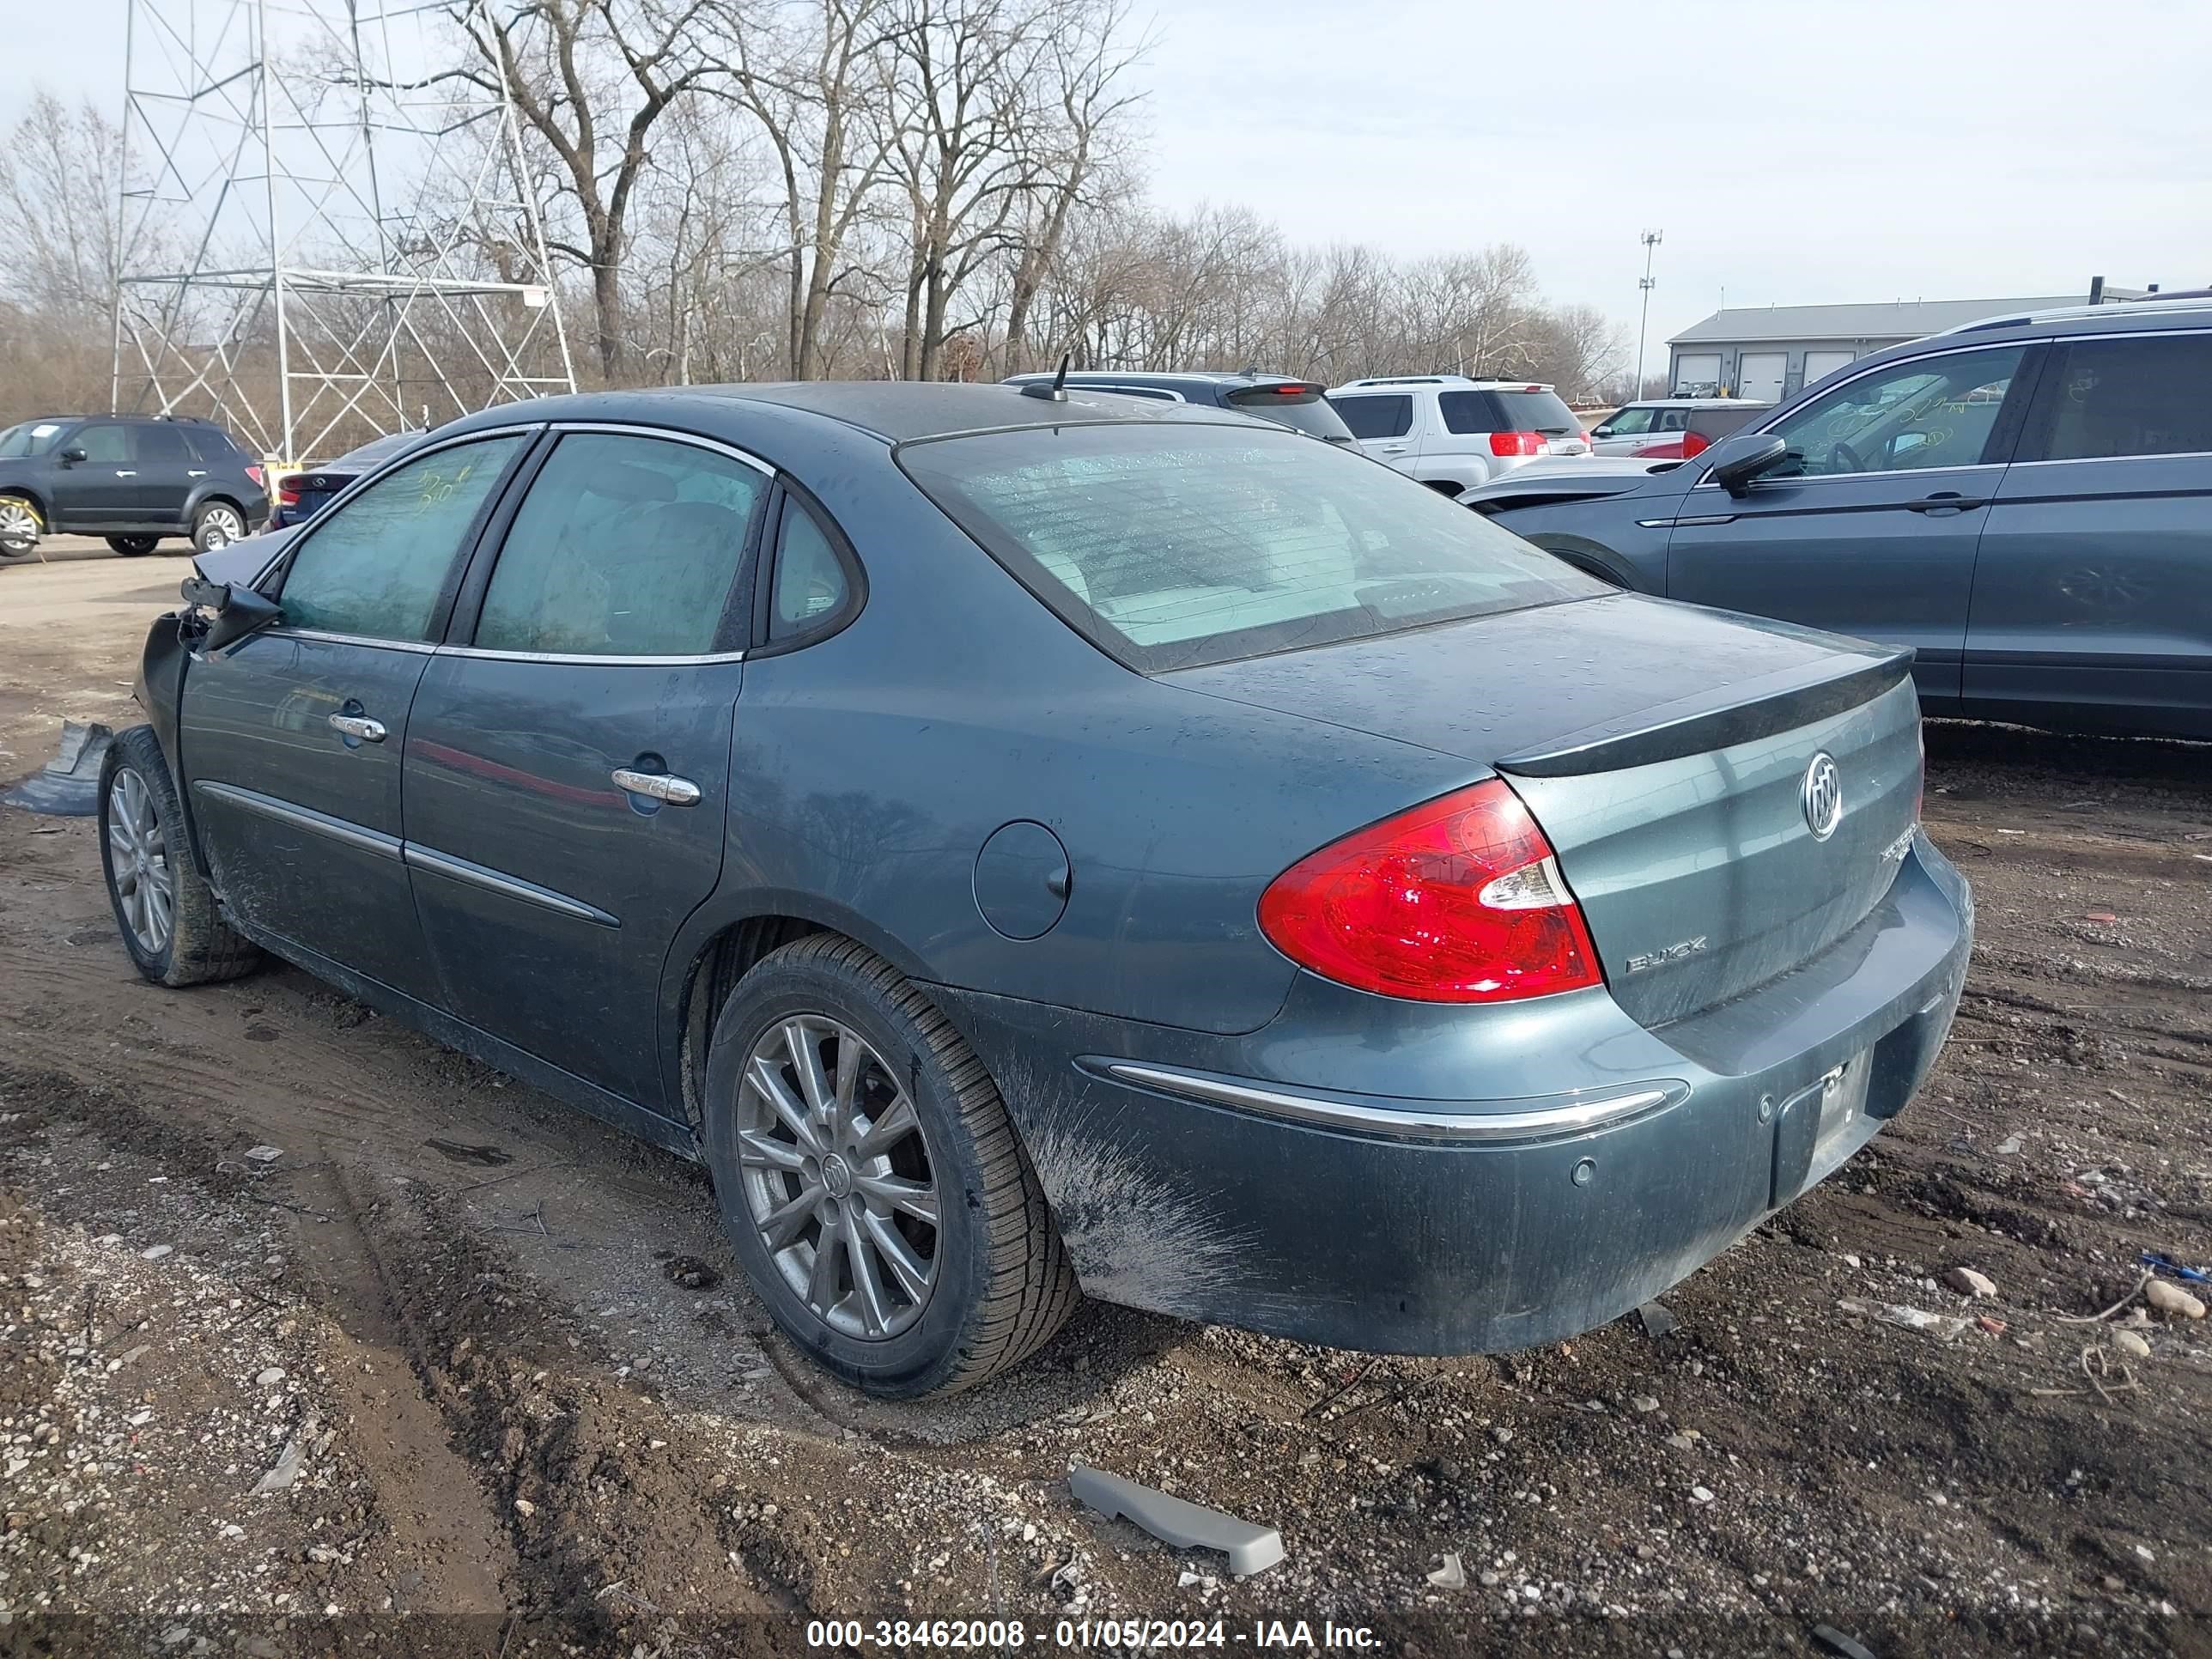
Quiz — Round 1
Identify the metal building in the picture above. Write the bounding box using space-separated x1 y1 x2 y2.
1665 294 2126 402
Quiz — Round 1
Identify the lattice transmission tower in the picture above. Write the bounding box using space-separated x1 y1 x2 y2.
114 0 576 465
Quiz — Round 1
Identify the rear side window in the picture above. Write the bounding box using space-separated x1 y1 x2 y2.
137 425 193 463
184 426 244 463
279 435 524 641
900 423 1601 672
2021 335 2212 462
476 433 764 657
1437 392 1498 434
1331 394 1413 439
768 499 850 641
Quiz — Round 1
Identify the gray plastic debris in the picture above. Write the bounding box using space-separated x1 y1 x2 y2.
1812 1624 1879 1659
1070 1466 1284 1577
1 720 113 817
1636 1299 1679 1339
252 1415 320 1493
1426 1551 1466 1589
243 1146 283 1164
1839 1297 1971 1341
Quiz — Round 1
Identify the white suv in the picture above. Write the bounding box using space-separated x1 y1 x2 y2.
1326 376 1590 496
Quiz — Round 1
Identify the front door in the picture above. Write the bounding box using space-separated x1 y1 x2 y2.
1665 342 2036 706
50 422 143 527
179 430 532 1001
402 428 769 1110
1965 330 2212 736
1330 392 1419 473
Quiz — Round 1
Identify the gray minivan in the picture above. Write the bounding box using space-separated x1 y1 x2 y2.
1462 298 2212 740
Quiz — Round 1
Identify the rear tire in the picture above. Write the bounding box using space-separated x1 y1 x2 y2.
191 501 246 554
106 535 160 556
702 934 1079 1397
98 725 262 988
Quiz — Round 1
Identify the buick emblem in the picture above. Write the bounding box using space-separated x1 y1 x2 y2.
1801 752 1843 841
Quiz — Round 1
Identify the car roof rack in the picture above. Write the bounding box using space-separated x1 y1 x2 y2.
1943 294 2212 333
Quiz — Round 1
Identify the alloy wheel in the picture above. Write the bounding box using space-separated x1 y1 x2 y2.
0 499 39 555
199 506 244 550
106 769 174 956
736 1015 940 1340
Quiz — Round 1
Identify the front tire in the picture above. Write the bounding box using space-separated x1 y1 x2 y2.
98 726 262 988
0 495 41 557
702 935 1079 1397
107 535 161 556
191 501 246 553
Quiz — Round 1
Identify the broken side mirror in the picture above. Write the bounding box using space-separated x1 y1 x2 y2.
180 575 282 652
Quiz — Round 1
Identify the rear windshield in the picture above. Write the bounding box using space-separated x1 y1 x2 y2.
899 422 1601 672
1489 389 1581 435
0 421 65 459
1224 385 1355 442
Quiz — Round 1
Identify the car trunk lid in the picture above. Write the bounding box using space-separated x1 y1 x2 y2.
1164 592 1923 1028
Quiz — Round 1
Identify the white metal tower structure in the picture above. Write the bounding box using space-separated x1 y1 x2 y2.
113 0 577 466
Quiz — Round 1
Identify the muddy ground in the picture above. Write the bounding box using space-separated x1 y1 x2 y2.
2 541 2210 1656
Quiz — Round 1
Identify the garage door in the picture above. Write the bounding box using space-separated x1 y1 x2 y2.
1673 353 1722 394
1735 352 1787 403
1802 349 1856 387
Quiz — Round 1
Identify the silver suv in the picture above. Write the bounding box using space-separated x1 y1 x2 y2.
1326 375 1590 496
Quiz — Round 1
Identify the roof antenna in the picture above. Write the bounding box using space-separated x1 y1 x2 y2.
1021 351 1072 401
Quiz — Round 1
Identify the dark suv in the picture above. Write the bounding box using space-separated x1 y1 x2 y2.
999 370 1357 443
0 415 268 559
1462 298 2212 740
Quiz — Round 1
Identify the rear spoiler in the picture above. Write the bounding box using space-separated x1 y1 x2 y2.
1495 647 1914 779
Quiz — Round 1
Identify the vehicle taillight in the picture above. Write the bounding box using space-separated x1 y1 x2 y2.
1680 431 1711 458
276 475 301 506
246 465 264 488
1489 431 1545 456
1257 780 1603 1003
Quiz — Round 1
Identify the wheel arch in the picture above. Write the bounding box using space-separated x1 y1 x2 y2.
0 483 52 526
663 894 939 1129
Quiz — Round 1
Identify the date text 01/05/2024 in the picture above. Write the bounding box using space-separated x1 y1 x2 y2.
805 1619 1384 1650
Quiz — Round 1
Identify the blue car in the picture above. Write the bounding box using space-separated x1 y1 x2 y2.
1462 296 2212 740
106 381 1971 1396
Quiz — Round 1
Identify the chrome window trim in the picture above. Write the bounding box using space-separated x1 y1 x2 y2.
2007 448 2212 469
1099 1060 1684 1145
1692 337 2033 491
272 627 439 654
404 843 618 927
539 420 775 476
434 643 747 666
191 781 401 861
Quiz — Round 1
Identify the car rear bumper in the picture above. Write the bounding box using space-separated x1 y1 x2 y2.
930 835 1972 1353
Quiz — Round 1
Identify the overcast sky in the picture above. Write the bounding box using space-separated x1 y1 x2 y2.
9 0 2209 380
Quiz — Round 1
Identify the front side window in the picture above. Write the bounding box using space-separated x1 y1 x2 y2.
279 435 524 641
1766 345 2024 477
476 432 763 657
2021 334 2212 462
1331 394 1413 440
75 425 132 464
900 423 1603 673
1598 405 1656 436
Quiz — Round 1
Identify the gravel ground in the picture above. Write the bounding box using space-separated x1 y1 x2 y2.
2 543 2209 1656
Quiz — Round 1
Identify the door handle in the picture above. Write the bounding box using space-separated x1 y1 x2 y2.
114 470 137 477
1381 443 1409 453
187 469 206 477
612 768 701 806
1905 493 1985 514
327 714 386 743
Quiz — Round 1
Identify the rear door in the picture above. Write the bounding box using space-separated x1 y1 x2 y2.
1663 342 2037 706
401 427 770 1111
179 429 532 1000
132 422 199 526
1330 392 1419 472
1964 329 2212 736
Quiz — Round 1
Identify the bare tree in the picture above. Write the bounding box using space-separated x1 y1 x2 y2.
459 0 720 381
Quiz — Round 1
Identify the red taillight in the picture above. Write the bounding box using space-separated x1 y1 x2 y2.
1489 431 1545 456
246 465 264 488
1257 780 1604 1003
276 473 301 506
1680 431 1711 458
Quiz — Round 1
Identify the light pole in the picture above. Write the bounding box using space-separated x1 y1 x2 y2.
1636 229 1663 398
